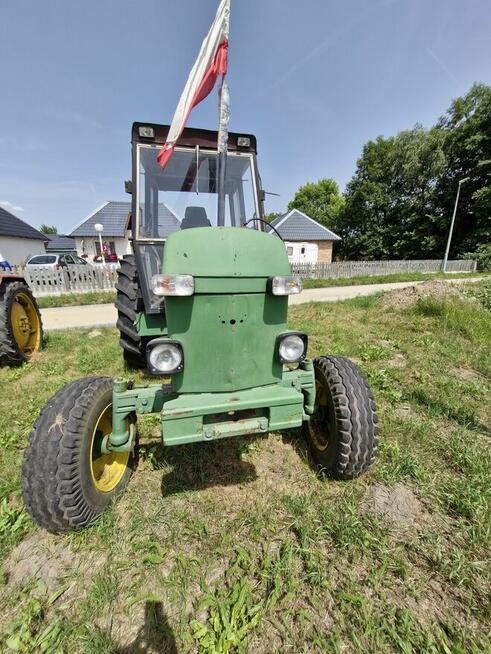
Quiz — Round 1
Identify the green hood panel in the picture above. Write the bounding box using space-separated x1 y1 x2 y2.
160 226 291 393
167 293 287 393
162 227 290 278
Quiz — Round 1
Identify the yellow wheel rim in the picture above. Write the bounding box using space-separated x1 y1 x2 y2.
308 380 330 451
10 292 41 357
90 403 130 493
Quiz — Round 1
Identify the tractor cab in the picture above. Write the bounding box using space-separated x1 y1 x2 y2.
130 123 265 313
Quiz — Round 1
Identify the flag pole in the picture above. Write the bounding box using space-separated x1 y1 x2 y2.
217 78 230 226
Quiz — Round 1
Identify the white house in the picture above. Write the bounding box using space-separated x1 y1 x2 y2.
70 201 181 260
268 210 341 264
0 206 47 267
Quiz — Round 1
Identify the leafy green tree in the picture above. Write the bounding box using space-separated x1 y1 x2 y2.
340 84 491 259
435 83 491 256
288 178 344 230
39 224 58 234
338 127 447 259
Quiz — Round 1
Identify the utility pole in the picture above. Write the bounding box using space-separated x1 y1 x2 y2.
442 177 469 272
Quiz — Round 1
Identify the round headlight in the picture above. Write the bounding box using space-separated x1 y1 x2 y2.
278 334 306 363
148 343 183 373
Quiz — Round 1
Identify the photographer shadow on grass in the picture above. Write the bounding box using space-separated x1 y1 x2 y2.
115 600 177 654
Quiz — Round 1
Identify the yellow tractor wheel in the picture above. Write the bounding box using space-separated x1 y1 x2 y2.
0 280 43 366
22 377 138 533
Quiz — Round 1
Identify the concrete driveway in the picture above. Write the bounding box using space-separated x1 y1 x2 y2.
40 277 484 331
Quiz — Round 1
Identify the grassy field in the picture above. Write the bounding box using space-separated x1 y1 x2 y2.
36 291 116 309
0 282 490 653
301 270 490 289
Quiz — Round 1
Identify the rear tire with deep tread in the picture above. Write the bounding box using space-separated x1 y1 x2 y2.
304 355 379 479
22 376 137 533
115 255 147 369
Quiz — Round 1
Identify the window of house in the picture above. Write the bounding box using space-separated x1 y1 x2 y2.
287 246 293 256
95 240 116 256
301 246 306 254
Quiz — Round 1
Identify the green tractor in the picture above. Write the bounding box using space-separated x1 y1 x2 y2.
22 123 378 532
0 273 43 366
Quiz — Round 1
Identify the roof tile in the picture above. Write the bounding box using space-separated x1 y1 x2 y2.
70 201 181 238
0 207 47 241
269 210 341 241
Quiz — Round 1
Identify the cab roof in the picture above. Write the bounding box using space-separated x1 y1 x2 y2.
132 122 257 154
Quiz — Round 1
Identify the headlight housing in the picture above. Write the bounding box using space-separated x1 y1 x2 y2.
146 338 184 374
276 332 308 364
269 275 302 295
151 274 194 297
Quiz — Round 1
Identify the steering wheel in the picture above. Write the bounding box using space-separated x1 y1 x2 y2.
243 218 283 241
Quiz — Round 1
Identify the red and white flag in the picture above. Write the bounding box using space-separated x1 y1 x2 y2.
157 0 230 168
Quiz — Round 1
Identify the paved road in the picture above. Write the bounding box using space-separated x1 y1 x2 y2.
40 277 484 331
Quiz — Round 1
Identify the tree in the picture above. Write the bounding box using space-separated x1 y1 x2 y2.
40 224 58 234
339 83 491 260
288 178 344 230
339 127 448 259
435 83 491 256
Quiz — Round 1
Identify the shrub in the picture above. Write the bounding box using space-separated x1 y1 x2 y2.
462 243 491 271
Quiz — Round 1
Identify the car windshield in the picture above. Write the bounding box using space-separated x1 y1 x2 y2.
28 256 57 264
136 145 259 240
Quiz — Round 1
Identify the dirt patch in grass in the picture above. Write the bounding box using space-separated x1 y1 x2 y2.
394 404 420 420
386 353 407 368
252 433 312 494
450 366 483 381
381 280 462 310
361 483 428 528
2 532 106 595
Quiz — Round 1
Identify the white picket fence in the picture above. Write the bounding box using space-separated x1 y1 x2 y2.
20 258 477 297
291 259 477 279
24 264 120 297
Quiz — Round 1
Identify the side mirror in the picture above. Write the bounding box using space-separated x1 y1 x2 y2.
125 180 133 195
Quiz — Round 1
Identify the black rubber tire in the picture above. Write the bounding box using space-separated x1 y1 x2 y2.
0 281 43 367
22 376 138 533
304 356 379 479
115 255 147 369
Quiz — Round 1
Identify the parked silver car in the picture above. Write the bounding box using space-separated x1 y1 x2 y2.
25 253 90 270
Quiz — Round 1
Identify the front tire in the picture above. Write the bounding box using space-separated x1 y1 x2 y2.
22 377 137 533
0 281 43 366
304 356 379 478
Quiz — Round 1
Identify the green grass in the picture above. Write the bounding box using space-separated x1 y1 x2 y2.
302 270 489 289
36 291 115 308
0 282 490 652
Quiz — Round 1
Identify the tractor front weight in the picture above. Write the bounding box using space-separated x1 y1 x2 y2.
106 362 316 450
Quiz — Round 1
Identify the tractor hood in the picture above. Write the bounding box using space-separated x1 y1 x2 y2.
162 227 290 278
159 227 292 393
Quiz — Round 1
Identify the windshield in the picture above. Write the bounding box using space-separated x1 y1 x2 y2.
136 145 260 240
28 256 57 264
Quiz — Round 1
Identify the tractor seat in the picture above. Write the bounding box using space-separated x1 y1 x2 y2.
181 206 211 230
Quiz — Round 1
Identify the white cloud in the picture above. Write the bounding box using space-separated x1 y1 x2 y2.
1 200 25 212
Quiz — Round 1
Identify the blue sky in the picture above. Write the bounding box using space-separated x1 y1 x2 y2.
1 0 490 233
